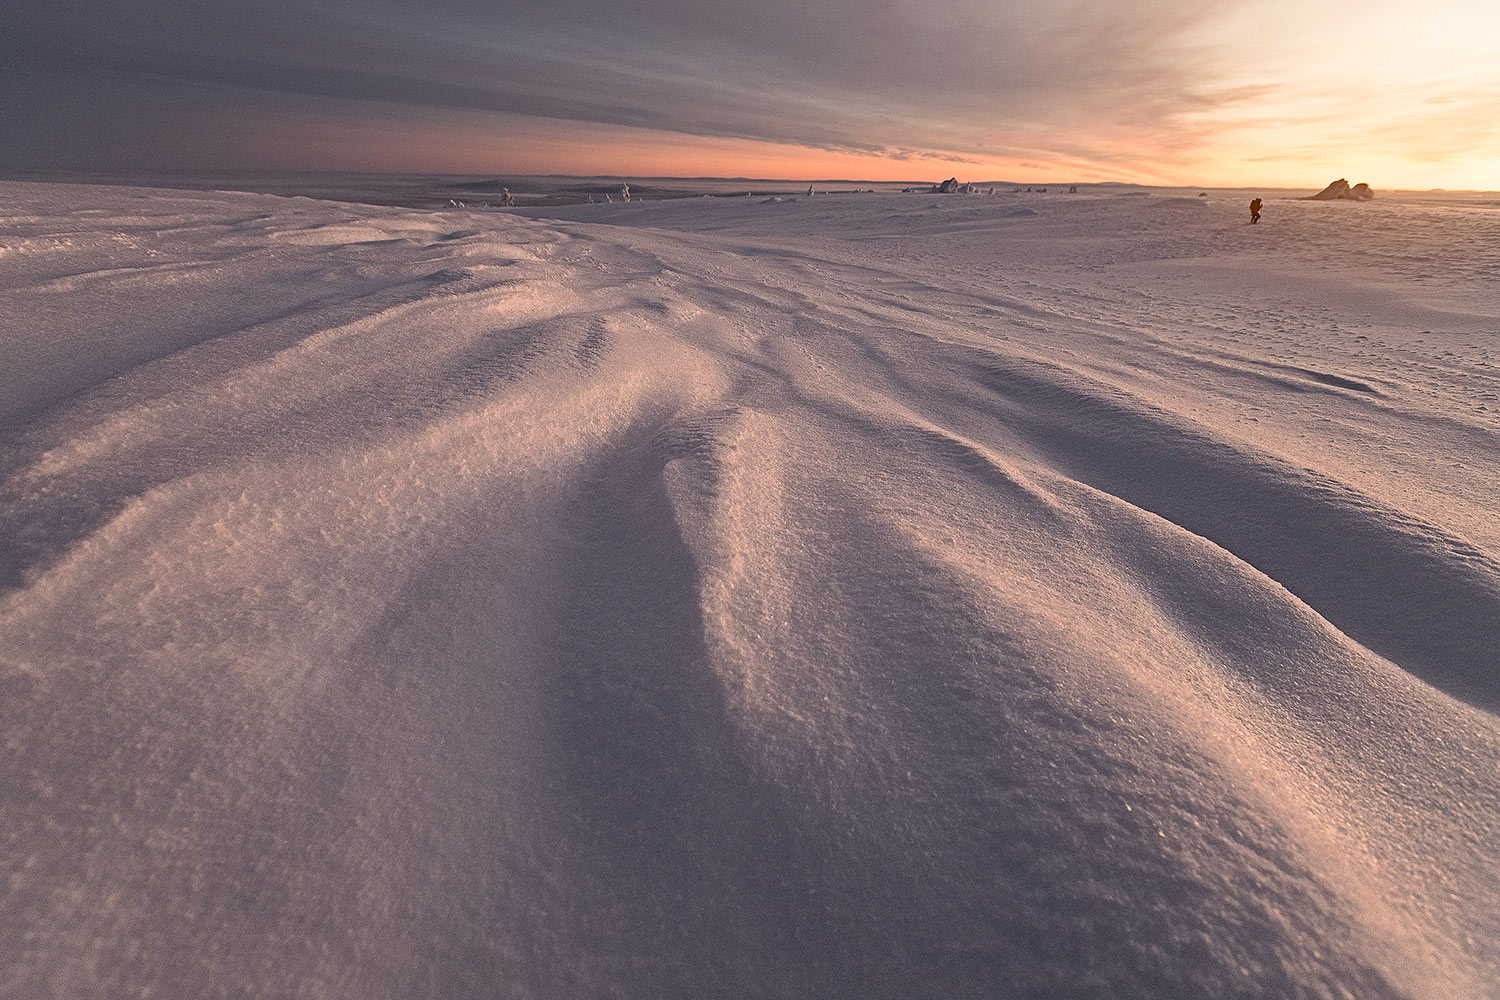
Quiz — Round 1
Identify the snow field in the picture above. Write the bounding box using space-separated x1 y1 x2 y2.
3 182 1498 998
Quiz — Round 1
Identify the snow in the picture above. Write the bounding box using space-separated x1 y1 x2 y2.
3 180 1498 999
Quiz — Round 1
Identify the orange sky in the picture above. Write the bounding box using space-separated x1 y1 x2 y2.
6 0 1499 189
248 95 1500 190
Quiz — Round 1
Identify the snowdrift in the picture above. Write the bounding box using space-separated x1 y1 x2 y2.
1306 178 1377 201
3 182 1498 999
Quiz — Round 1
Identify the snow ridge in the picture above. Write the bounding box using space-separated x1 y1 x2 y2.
3 183 1498 999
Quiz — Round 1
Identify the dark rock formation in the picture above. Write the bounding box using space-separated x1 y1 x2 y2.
1306 178 1376 201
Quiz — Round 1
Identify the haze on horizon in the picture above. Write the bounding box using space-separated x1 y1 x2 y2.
3 0 1499 190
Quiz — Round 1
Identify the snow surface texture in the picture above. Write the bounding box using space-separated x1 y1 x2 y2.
3 182 1499 999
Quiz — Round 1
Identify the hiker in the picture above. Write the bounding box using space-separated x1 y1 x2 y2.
1250 197 1262 224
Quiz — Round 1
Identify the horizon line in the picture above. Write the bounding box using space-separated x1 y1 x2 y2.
2 167 1496 196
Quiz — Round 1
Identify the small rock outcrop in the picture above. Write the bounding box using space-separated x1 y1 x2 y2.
1306 178 1376 201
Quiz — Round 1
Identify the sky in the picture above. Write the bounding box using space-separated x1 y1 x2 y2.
3 0 1499 189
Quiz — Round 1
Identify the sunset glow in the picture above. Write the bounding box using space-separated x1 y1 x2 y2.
7 1 1500 993
5 0 1499 187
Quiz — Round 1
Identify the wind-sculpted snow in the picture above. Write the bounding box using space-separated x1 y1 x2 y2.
3 182 1499 999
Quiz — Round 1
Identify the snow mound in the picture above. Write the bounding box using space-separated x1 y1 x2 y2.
3 181 1498 1000
1306 178 1377 201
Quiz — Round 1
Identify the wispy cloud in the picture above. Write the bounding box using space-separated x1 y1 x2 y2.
1 0 1241 171
4 0 1498 185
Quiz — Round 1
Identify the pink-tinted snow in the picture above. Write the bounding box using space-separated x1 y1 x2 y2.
3 182 1498 999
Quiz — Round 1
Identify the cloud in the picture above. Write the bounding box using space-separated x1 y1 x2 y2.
2 0 1248 173
10 0 1498 186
